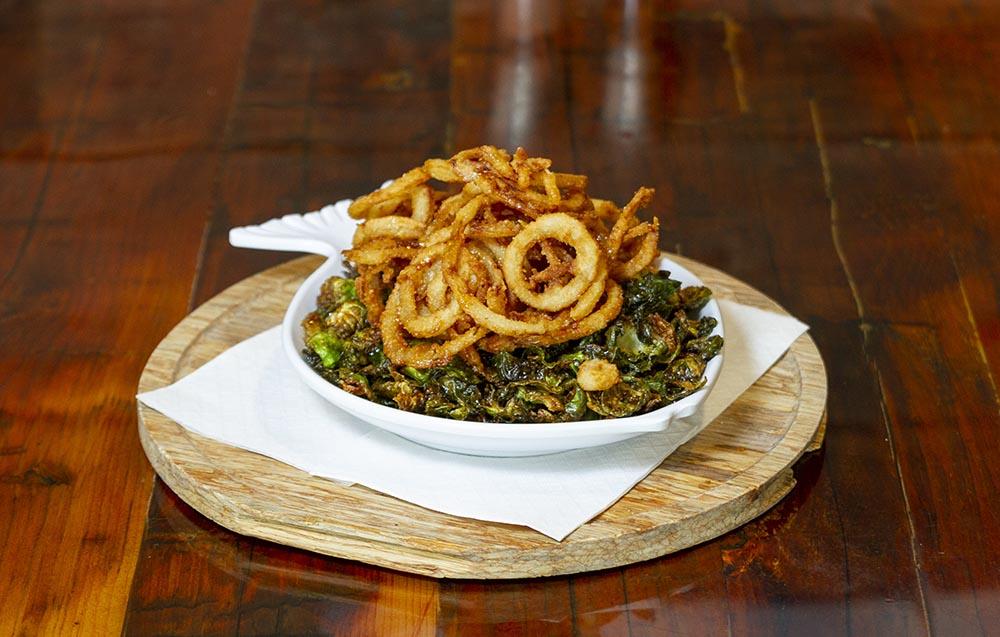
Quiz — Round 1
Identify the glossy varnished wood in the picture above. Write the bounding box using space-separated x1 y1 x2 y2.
1 0 998 634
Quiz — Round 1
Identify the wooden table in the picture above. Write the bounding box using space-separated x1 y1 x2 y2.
2 0 997 634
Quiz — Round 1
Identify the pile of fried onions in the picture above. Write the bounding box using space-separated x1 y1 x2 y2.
345 146 661 369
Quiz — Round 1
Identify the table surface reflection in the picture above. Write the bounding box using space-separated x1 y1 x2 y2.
1 0 997 634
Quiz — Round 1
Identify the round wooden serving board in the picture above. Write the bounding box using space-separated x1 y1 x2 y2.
137 255 827 579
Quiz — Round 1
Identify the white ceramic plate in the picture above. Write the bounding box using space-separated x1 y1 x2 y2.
231 200 724 456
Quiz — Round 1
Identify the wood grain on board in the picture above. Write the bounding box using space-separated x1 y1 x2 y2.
135 255 825 578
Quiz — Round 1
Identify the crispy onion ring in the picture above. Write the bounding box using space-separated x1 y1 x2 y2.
570 257 608 320
397 275 461 338
611 218 659 280
477 238 506 263
466 219 522 239
394 243 461 338
410 186 432 225
466 242 505 287
340 146 664 367
423 158 459 181
451 149 557 217
606 187 654 260
348 167 429 219
353 215 425 245
381 283 485 368
446 270 548 336
458 246 493 293
356 265 389 326
458 346 486 375
544 279 623 342
480 280 623 352
343 240 417 266
424 260 448 310
502 213 599 312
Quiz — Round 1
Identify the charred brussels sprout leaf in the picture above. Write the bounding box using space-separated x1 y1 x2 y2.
492 350 534 382
331 370 371 398
317 277 358 316
679 286 713 312
324 300 366 337
301 269 723 422
402 366 430 383
481 392 530 422
685 335 724 361
373 379 423 411
623 271 681 317
307 332 345 368
668 356 708 391
606 314 682 374
563 387 588 420
606 320 645 359
696 316 718 337
587 380 651 418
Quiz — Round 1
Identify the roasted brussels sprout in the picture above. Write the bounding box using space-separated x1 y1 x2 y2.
302 273 722 422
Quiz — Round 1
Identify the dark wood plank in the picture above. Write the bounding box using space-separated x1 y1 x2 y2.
430 3 580 634
447 0 575 166
565 6 853 636
720 325 927 636
3 0 999 633
123 486 252 633
621 547 731 636
563 7 771 634
874 0 1000 412
871 324 1000 635
0 2 102 285
719 6 934 632
775 1 1000 630
566 570 634 636
742 108 929 634
127 485 442 635
0 0 257 634
438 577 573 636
124 1 452 635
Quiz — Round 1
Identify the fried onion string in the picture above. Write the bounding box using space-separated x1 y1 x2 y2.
343 146 660 368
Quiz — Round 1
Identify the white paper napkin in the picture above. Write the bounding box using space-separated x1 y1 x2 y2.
138 299 807 540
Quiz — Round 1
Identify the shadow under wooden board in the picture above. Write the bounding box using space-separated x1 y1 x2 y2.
136 254 827 579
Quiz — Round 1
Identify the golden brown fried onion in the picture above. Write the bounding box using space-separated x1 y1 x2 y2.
502 213 599 312
344 146 660 368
